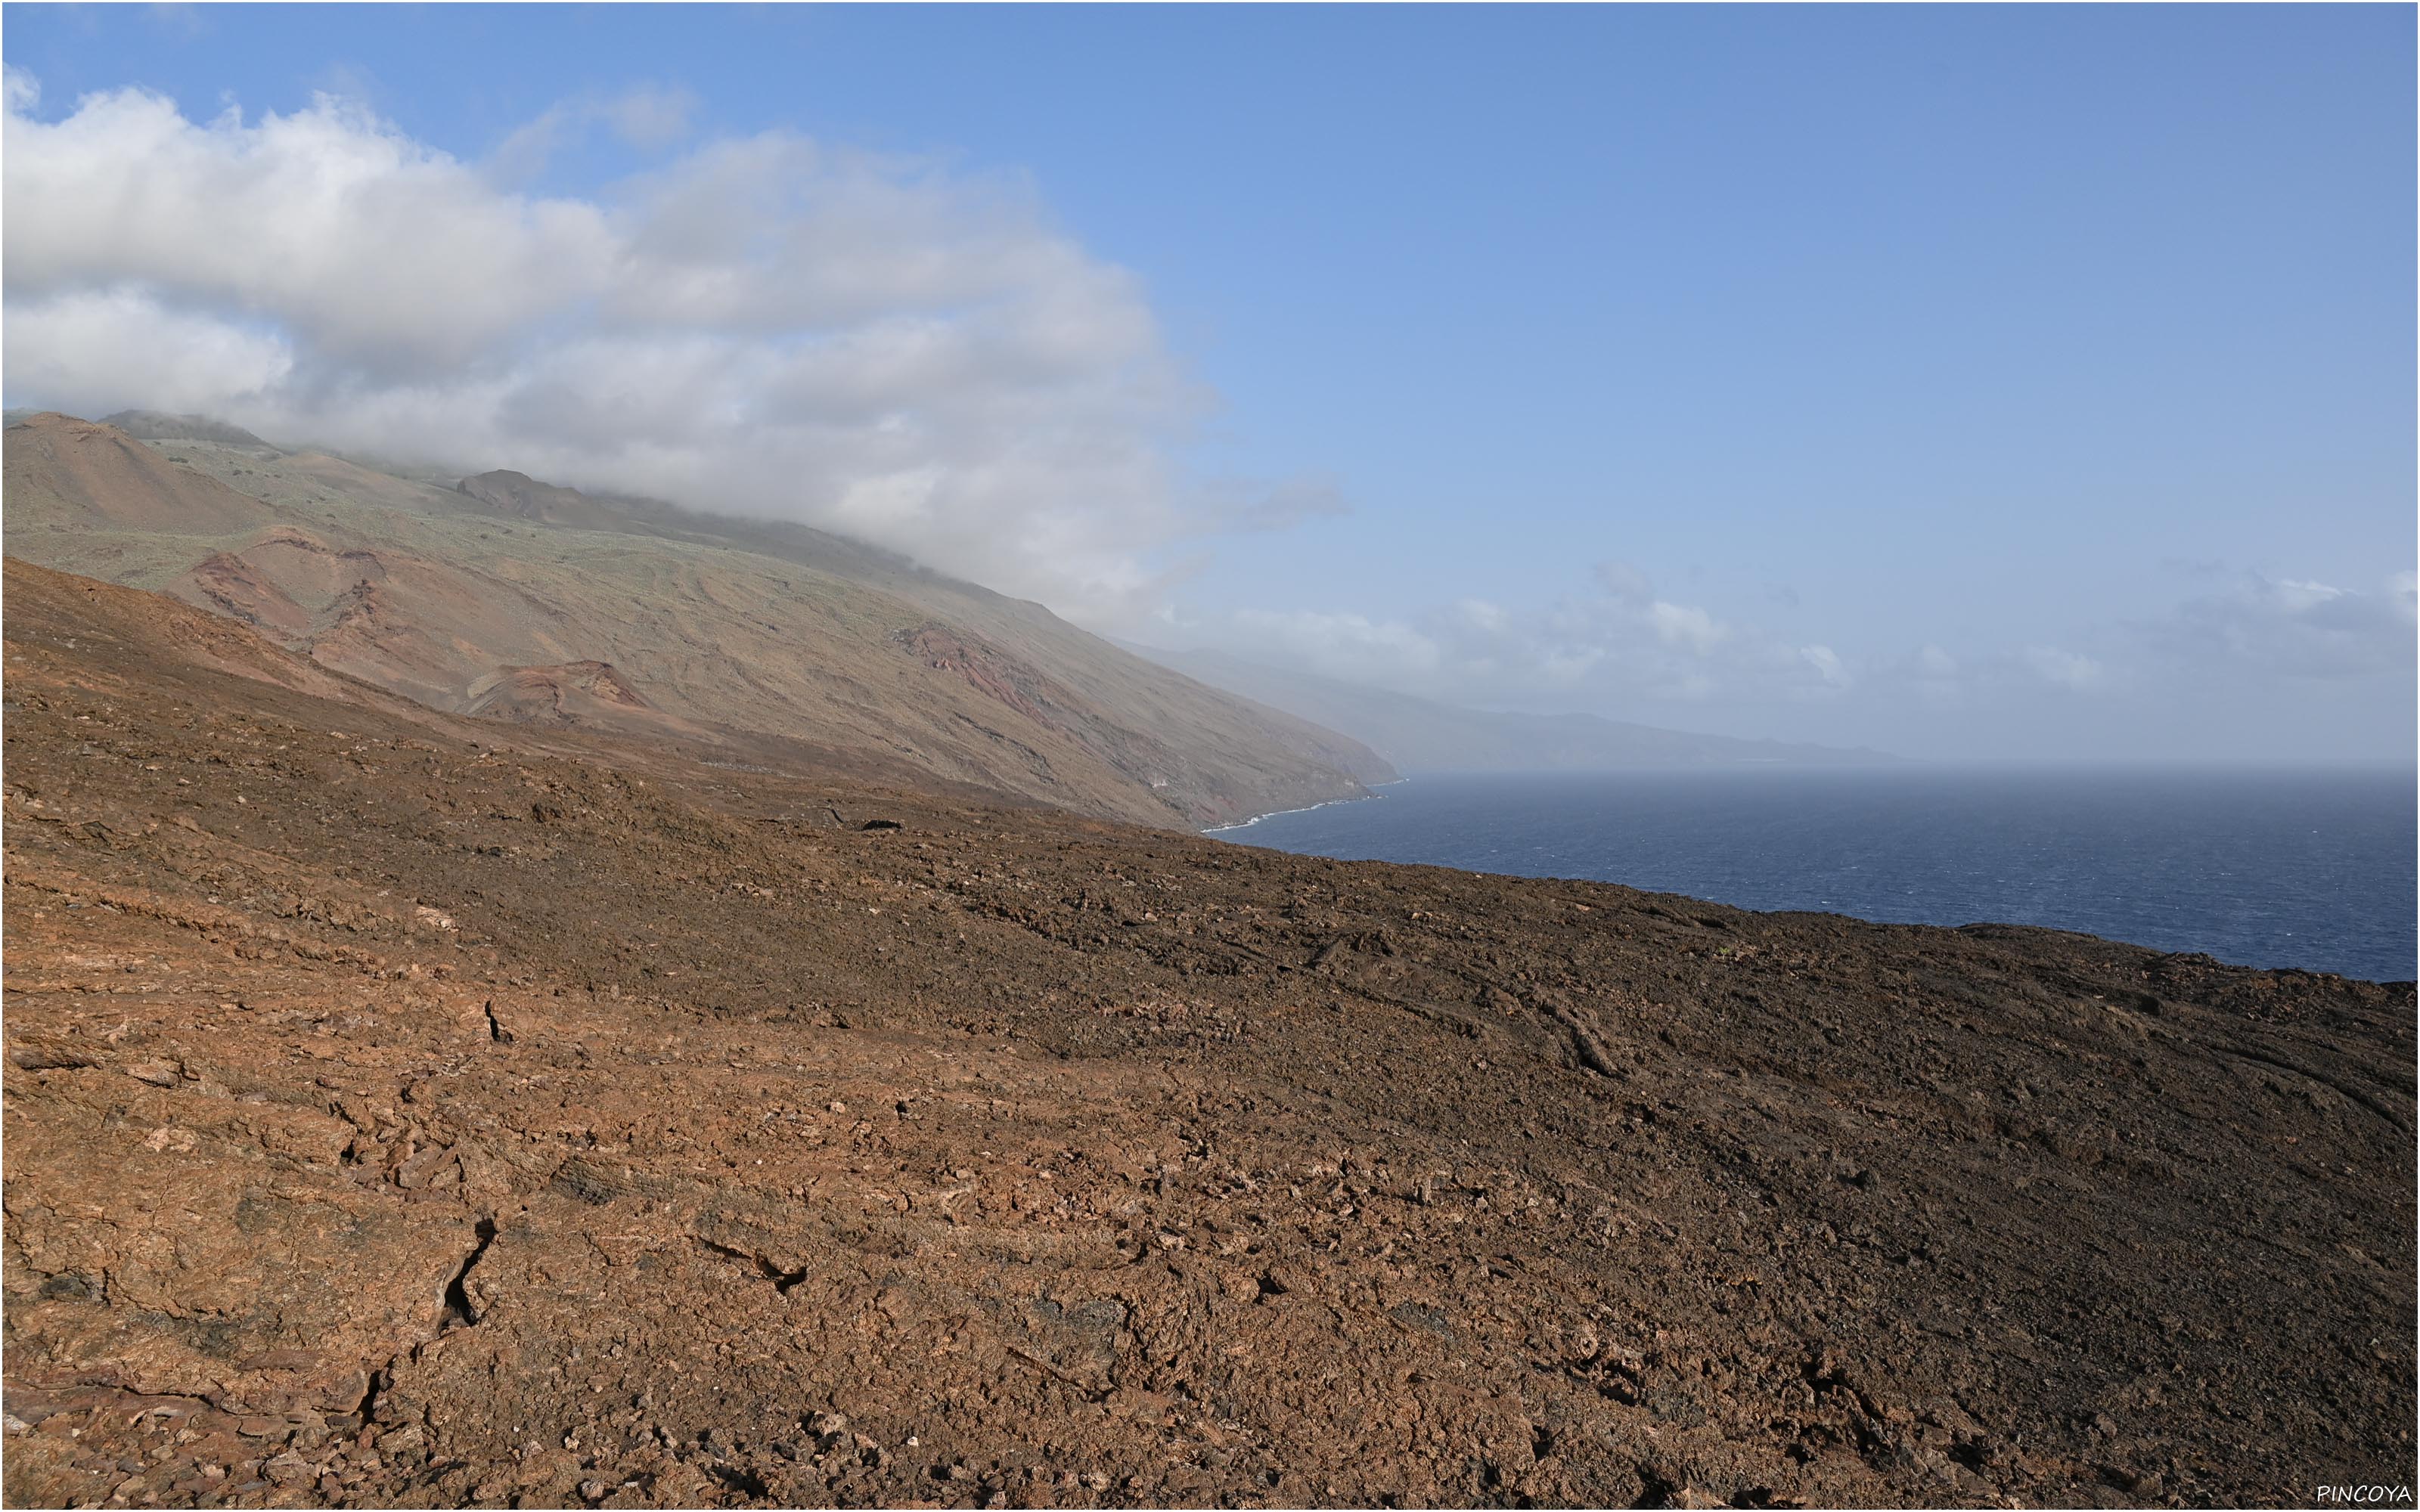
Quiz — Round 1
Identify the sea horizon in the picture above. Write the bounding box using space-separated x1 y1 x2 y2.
1211 763 2418 983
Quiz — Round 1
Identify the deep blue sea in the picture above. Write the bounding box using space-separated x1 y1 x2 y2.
1211 767 2418 982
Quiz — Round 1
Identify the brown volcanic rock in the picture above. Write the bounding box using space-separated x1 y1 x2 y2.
169 528 572 713
457 469 619 527
900 623 1064 727
2 559 2412 1509
181 547 317 641
6 1117 476 1419
2 413 276 536
98 410 274 448
467 658 654 719
464 661 720 747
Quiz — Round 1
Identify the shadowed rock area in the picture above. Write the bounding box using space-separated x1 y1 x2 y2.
2 560 2412 1508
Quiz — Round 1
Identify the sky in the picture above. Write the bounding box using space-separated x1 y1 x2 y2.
3 3 2412 761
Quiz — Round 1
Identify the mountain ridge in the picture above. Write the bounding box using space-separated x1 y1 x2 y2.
1 411 1392 829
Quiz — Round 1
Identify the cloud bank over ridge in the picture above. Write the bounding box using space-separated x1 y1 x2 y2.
5 69 2409 760
2 73 1252 620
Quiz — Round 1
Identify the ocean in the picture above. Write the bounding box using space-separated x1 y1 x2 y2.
1210 767 2417 982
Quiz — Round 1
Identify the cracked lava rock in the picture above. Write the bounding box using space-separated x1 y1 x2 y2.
2 559 2413 1508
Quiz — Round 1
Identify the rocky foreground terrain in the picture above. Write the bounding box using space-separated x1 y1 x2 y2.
3 559 2413 1508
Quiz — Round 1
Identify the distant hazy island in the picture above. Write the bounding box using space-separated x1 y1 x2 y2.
1131 643 1895 773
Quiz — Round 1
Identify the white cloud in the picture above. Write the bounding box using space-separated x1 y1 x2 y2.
1649 600 1728 655
3 289 294 414
2021 645 2105 691
1 79 1207 621
2275 578 2350 606
1799 644 1849 687
604 84 698 151
1453 598 1509 634
1593 559 1652 603
2134 570 2416 681
1903 644 1961 704
1187 472 1349 535
6 87 616 373
1188 554 2410 759
487 85 697 181
1532 647 1609 686
1227 609 1444 684
1205 566 1847 710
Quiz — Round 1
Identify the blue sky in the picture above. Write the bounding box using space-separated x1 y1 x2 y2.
5 4 2412 759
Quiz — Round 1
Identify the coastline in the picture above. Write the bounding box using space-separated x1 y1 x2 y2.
1187 767 2412 982
1202 776 1410 835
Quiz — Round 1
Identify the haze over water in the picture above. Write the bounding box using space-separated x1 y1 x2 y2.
1215 767 2417 983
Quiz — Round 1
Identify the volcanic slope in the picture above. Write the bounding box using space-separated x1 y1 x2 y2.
3 559 2412 1510
0 413 1390 829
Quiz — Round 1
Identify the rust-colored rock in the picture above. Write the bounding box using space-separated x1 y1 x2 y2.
3 559 2412 1508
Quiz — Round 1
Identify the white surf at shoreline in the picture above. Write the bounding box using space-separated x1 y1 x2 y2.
1201 777 1411 836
